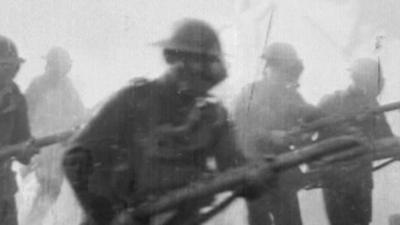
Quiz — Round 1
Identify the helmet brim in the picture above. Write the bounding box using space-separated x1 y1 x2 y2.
18 57 25 63
0 57 25 64
151 39 224 57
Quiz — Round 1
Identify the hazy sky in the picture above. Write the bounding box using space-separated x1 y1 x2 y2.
0 0 349 106
1 0 234 106
1 0 399 108
1 0 398 123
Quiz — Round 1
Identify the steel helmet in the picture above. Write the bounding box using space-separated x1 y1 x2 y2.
0 35 24 64
349 58 380 81
349 58 384 94
44 46 72 65
262 42 300 67
155 18 222 57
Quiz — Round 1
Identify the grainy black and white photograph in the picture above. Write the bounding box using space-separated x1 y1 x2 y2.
1 0 400 225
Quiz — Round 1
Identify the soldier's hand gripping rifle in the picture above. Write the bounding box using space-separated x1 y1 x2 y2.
287 100 400 139
0 128 76 162
111 136 363 225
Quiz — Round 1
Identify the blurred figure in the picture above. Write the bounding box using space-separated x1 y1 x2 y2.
23 47 85 225
62 19 246 225
318 58 393 225
234 42 321 225
0 34 37 225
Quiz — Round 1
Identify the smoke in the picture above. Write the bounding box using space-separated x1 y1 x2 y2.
2 0 399 224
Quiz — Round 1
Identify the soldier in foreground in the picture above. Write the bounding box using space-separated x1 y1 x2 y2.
63 19 246 225
23 47 86 225
318 58 393 225
234 42 321 225
0 35 37 225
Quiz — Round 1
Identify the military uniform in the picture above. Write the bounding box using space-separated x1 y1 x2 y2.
64 68 243 225
318 87 393 225
234 79 319 225
24 47 86 225
0 35 33 225
63 19 244 225
0 82 31 225
234 42 322 225
26 74 85 183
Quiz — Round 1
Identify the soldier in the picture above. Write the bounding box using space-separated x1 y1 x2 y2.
234 42 321 225
23 47 86 225
0 34 37 225
318 58 393 225
62 19 246 225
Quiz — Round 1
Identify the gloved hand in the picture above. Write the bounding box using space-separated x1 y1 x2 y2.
15 139 39 164
238 157 278 200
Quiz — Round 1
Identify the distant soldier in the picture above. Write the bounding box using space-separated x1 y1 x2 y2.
63 19 247 225
234 42 321 225
0 35 37 225
318 58 393 225
24 47 85 225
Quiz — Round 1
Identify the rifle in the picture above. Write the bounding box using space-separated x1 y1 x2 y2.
0 129 76 161
287 100 400 137
311 136 400 166
119 135 361 222
303 136 400 189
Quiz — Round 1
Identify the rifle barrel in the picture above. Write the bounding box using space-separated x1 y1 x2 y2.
132 135 360 218
369 101 400 115
34 130 75 148
289 100 400 136
371 137 400 160
303 136 400 189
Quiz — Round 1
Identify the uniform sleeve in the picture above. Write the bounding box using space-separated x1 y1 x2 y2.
291 91 325 123
63 86 134 221
12 95 33 164
316 94 347 139
64 86 133 176
373 114 394 139
317 93 380 142
73 87 132 150
11 95 31 144
213 110 246 171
